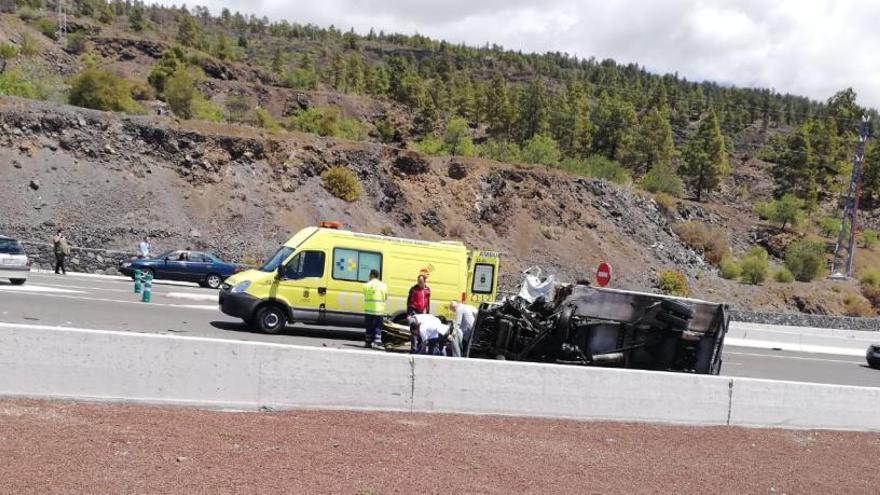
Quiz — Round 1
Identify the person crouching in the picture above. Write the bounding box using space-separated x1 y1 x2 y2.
409 313 450 355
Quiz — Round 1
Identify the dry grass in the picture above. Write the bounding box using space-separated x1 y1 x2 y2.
842 294 875 317
672 221 730 265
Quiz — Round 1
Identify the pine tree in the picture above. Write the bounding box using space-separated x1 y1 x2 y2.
128 4 146 31
271 49 284 74
483 74 513 140
681 109 728 201
343 53 365 94
638 106 675 172
176 13 203 49
590 93 638 166
365 64 390 95
772 124 813 198
515 78 548 143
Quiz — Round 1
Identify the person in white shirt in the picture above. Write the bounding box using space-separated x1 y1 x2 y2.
138 237 151 259
409 313 449 355
449 301 478 357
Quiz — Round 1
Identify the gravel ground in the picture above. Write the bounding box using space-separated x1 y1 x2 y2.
2 399 880 494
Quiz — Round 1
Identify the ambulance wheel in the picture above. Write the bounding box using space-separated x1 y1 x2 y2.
255 305 287 334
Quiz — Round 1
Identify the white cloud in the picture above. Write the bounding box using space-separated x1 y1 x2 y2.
174 0 880 109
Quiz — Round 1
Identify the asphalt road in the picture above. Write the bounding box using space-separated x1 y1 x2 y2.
2 272 879 388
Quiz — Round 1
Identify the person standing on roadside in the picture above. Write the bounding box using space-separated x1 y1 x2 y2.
448 300 479 357
362 269 387 350
138 236 151 259
52 230 70 275
406 274 431 315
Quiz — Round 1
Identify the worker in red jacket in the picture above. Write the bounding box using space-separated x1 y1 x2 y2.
407 274 431 315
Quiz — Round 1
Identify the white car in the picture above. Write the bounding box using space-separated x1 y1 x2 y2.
0 236 30 285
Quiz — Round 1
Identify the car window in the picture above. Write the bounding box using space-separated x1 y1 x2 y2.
0 239 24 255
332 248 382 282
189 252 209 263
283 250 326 280
165 251 182 260
261 246 294 272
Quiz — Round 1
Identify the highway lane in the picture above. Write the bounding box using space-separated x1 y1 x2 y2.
2 272 879 388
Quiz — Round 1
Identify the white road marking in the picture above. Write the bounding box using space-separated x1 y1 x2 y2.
0 289 217 310
163 292 218 302
30 271 200 287
724 337 867 357
0 284 83 294
725 351 863 365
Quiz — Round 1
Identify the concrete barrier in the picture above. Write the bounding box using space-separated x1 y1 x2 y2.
411 355 731 425
729 378 880 430
726 321 876 356
1 325 879 430
0 325 412 411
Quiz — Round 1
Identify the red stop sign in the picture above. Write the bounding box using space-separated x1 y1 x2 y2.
596 262 612 287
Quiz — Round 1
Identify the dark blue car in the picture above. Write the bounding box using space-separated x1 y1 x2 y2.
119 250 243 289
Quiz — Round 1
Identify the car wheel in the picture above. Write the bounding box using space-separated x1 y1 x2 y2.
10 279 26 286
868 357 880 370
657 311 689 330
255 305 287 334
205 273 223 290
660 299 694 319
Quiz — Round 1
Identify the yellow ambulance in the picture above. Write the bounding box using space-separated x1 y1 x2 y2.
219 222 501 334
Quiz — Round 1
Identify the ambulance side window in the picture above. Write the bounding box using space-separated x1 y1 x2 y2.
472 263 495 294
333 248 382 282
283 251 325 280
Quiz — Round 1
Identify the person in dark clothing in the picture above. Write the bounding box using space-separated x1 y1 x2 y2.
406 274 431 315
52 230 70 275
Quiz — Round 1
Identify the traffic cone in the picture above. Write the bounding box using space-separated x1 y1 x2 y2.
141 272 152 303
134 269 142 294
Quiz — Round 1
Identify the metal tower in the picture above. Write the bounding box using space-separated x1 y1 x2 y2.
56 0 67 44
830 116 871 278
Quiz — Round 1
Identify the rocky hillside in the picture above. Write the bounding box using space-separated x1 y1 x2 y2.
1 97 872 316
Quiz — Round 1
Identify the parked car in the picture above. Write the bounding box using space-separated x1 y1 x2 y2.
0 235 30 285
867 345 880 369
120 250 244 289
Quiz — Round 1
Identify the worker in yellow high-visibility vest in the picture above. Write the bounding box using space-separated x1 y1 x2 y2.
362 269 388 350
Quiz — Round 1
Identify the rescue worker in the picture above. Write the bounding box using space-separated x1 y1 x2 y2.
52 230 70 275
449 301 479 357
138 237 151 259
362 269 387 350
406 274 431 315
409 313 449 355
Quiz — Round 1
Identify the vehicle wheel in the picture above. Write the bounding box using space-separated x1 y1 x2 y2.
657 311 689 330
10 279 26 286
255 305 287 334
868 358 880 370
660 300 694 319
205 273 223 290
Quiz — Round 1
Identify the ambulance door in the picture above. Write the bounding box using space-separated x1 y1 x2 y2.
276 249 328 324
466 250 501 305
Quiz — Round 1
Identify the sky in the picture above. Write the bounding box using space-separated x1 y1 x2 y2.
175 0 880 109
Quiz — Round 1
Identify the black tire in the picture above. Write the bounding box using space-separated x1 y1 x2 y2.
868 358 880 370
255 305 287 334
660 300 694 319
205 273 223 289
657 311 689 330
10 278 26 286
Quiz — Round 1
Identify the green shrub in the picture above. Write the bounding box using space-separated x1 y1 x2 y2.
225 94 255 123
638 162 684 197
740 247 769 285
66 32 88 55
442 117 475 157
128 79 155 101
817 217 842 238
0 69 37 99
719 255 742 280
412 136 444 156
478 139 521 163
774 267 795 283
282 66 318 90
68 67 141 113
374 116 397 143
283 107 367 141
859 269 880 288
254 107 281 132
860 229 879 250
520 134 561 166
192 99 224 122
163 67 219 121
0 43 20 59
16 7 41 21
754 194 805 231
560 155 631 185
30 18 58 40
784 239 826 282
672 221 730 265
321 166 362 202
148 46 188 94
657 270 689 297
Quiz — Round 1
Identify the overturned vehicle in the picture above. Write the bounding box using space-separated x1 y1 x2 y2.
465 283 729 375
